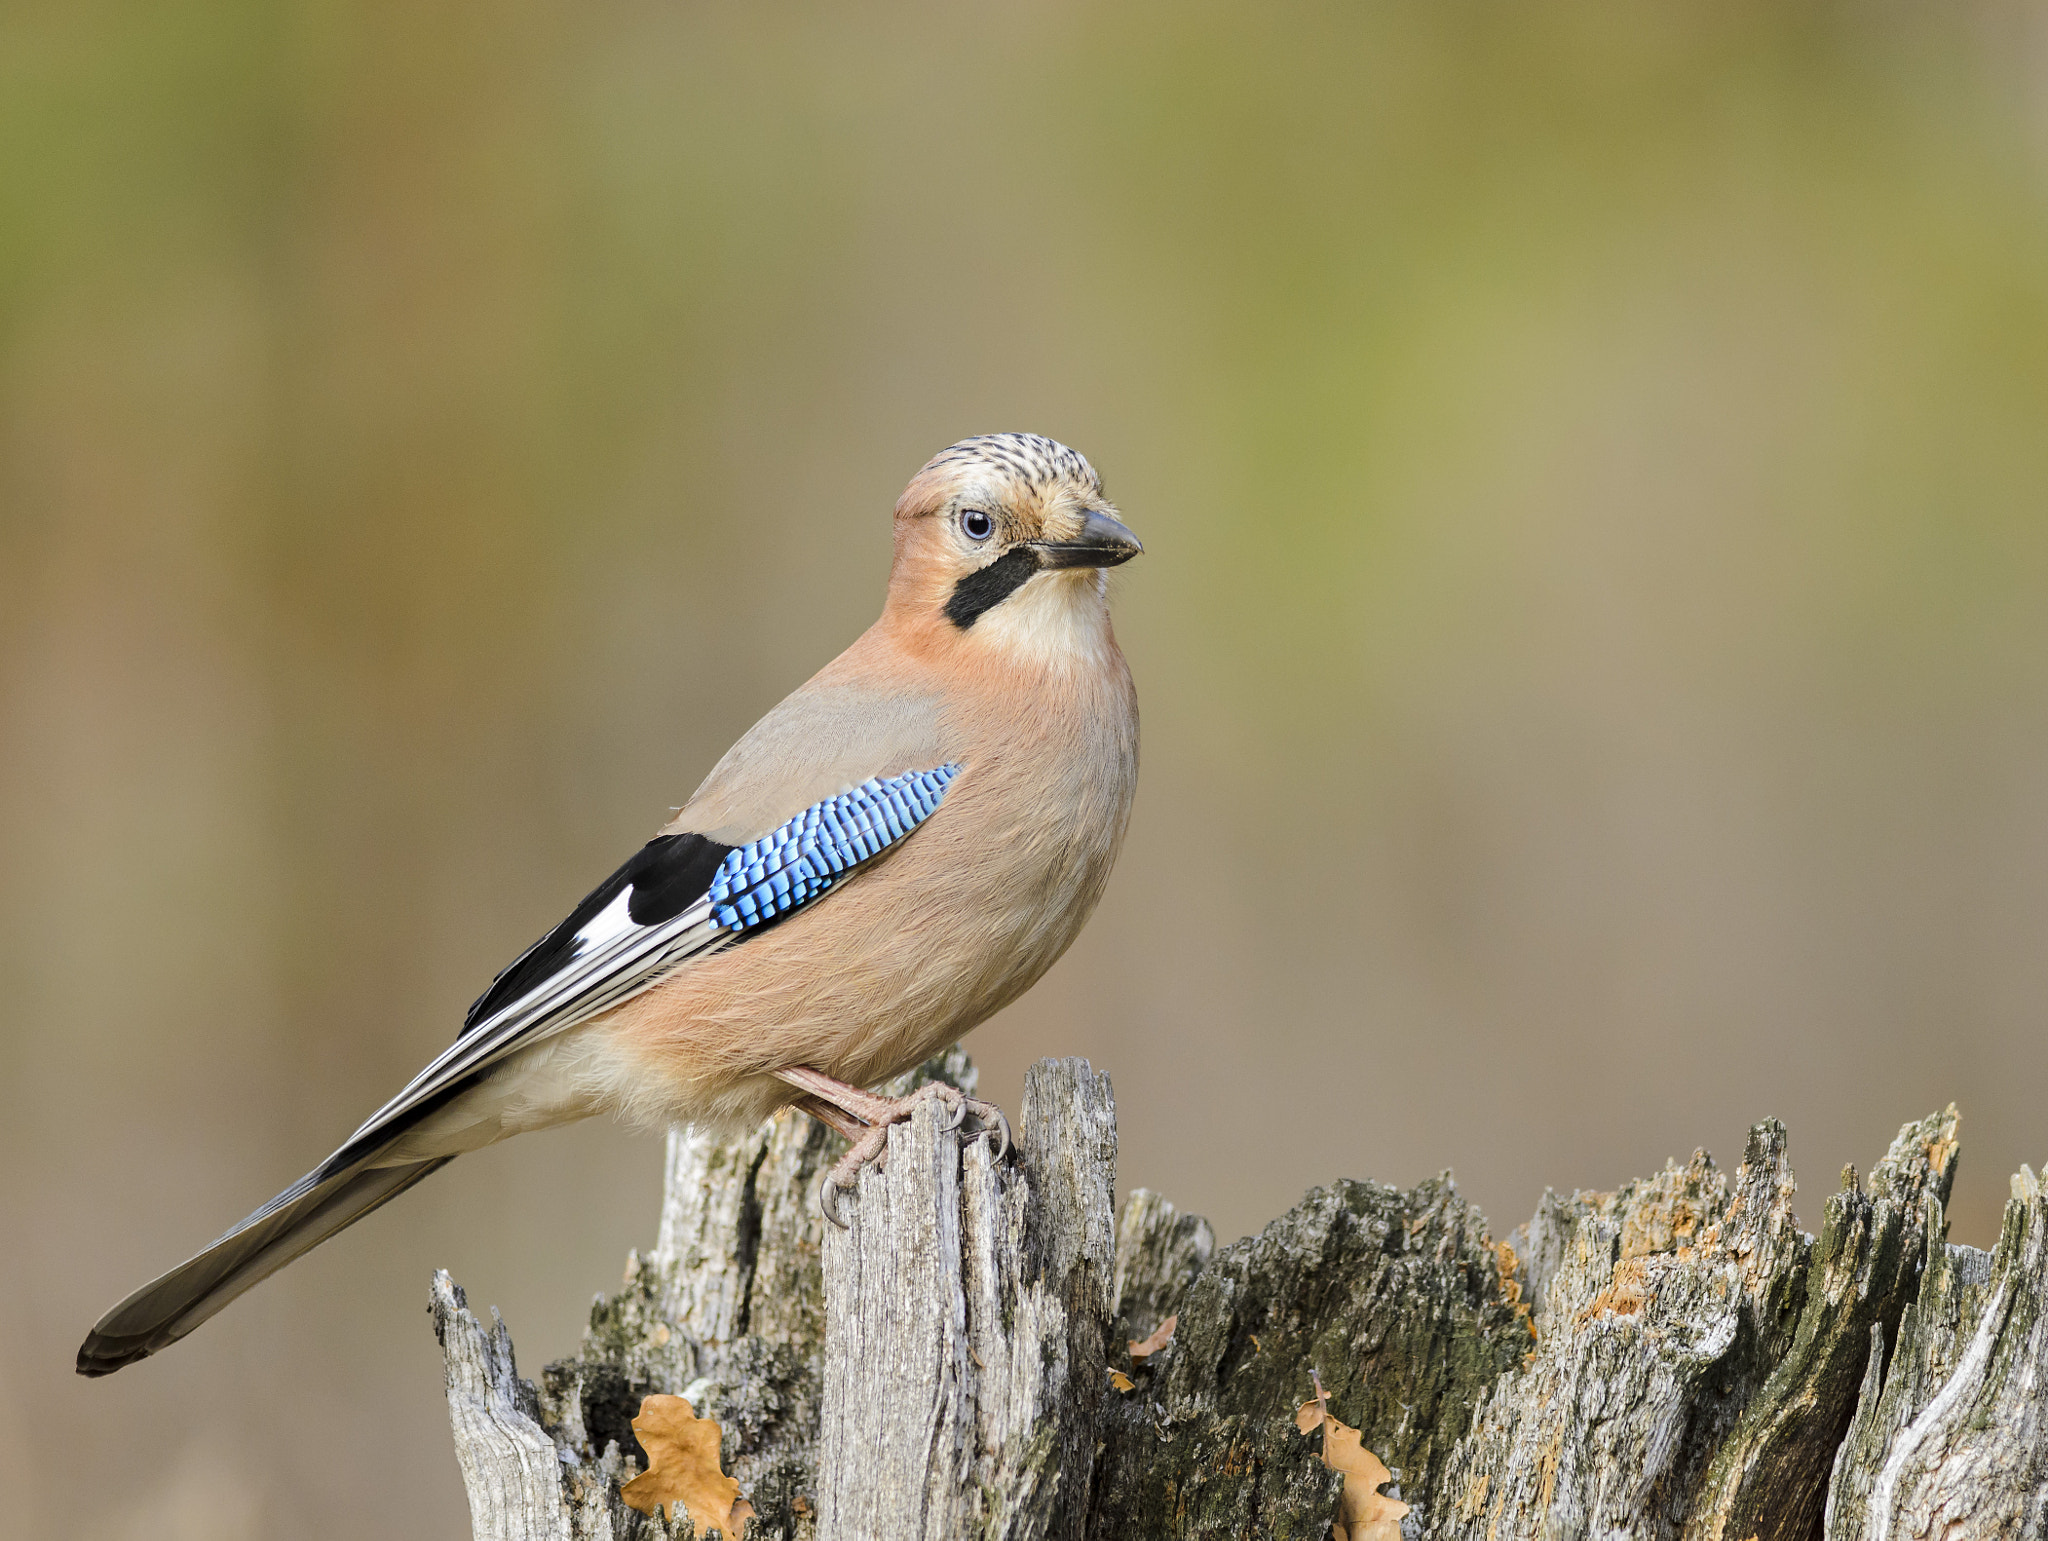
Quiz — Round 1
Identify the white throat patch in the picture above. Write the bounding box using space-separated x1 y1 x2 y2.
971 567 1113 671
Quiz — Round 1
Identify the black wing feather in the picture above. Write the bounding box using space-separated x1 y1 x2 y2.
462 831 733 1035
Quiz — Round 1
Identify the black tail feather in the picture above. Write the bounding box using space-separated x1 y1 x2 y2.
76 1155 453 1377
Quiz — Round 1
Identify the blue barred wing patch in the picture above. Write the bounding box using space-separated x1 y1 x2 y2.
707 763 960 933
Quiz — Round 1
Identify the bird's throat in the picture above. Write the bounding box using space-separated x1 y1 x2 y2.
959 565 1112 672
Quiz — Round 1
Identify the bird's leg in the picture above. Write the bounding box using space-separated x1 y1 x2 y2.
775 1064 1013 1152
772 1065 1013 1229
774 1065 942 1128
788 1093 868 1144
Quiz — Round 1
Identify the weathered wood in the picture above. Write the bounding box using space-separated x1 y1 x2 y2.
1685 1109 1958 1541
1110 1186 1215 1348
1091 1171 1525 1538
1824 1161 2048 1541
1433 1114 1962 1541
814 1058 1116 1541
435 1057 2047 1540
432 1271 574 1541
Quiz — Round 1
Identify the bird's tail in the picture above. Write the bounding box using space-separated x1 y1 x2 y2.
76 1154 453 1377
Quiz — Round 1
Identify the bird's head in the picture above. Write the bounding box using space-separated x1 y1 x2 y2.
886 433 1142 667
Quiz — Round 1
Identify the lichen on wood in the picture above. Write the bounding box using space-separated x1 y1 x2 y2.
1433 1114 1969 1541
1090 1172 1527 1538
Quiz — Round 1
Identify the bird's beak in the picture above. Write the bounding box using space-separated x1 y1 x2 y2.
1031 509 1144 569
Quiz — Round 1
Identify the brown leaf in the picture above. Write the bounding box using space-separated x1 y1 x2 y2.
1108 1369 1136 1393
1294 1396 1325 1436
619 1394 755 1538
1294 1390 1412 1541
1128 1313 1177 1360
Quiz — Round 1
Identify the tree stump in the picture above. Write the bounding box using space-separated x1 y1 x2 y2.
432 1053 2047 1539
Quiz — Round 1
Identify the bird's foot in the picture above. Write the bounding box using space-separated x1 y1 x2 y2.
889 1079 1012 1158
816 1121 893 1230
776 1068 1011 1229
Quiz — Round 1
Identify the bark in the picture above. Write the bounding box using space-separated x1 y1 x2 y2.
434 1058 2044 1540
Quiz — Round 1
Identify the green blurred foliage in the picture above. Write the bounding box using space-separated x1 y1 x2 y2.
5 2 2048 1535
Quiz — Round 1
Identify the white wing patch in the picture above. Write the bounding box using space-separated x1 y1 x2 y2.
573 887 639 955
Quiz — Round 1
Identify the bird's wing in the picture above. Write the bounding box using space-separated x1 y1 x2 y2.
330 760 963 1171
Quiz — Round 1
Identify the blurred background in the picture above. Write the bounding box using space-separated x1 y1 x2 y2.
6 0 2048 1533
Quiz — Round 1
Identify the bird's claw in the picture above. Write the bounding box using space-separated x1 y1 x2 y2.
816 1121 892 1229
809 1083 1015 1229
817 1166 850 1230
967 1098 1013 1162
919 1082 1011 1157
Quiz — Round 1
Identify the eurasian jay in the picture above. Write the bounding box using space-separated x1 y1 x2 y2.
78 433 1142 1377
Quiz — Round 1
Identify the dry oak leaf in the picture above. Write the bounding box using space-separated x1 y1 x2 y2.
620 1394 755 1538
1294 1397 1411 1541
1109 1369 1137 1393
1128 1313 1177 1360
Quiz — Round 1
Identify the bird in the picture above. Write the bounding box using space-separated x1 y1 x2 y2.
77 432 1142 1378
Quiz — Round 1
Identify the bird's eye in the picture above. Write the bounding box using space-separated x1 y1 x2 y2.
960 509 994 542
